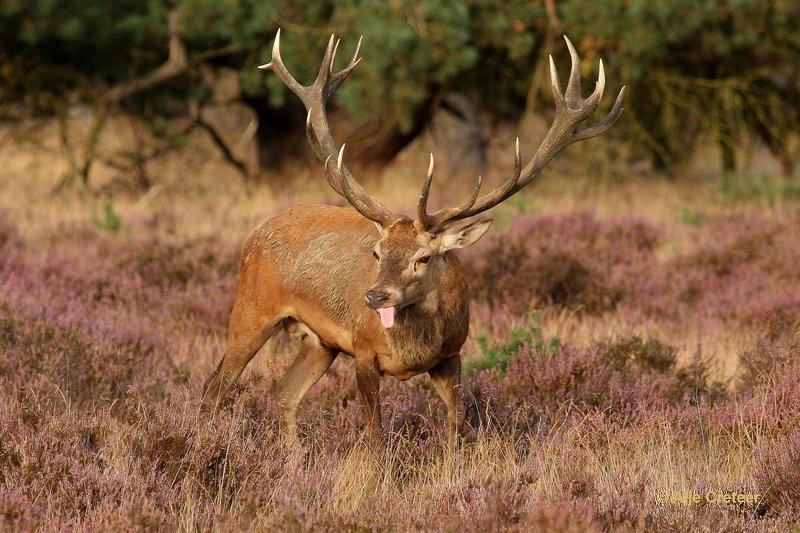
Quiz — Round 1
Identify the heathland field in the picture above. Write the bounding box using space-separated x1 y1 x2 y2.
1 129 799 530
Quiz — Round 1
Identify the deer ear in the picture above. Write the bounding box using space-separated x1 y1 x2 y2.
439 219 493 251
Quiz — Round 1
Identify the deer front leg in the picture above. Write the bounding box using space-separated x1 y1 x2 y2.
429 355 465 448
355 356 382 447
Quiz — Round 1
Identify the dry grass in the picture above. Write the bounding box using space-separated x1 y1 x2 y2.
1 117 799 530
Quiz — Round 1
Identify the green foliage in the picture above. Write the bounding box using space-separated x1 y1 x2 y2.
95 202 121 233
492 195 537 231
679 207 707 227
719 172 800 203
559 0 800 167
0 1 169 106
465 311 560 376
1 1 798 168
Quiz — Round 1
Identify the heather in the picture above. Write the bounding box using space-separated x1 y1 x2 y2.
2 1 799 527
1 185 799 531
466 209 800 332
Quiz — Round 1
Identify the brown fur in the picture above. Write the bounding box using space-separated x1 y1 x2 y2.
201 205 480 445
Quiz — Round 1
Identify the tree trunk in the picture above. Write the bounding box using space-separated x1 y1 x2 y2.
716 114 736 173
252 91 440 177
343 92 439 168
519 0 563 126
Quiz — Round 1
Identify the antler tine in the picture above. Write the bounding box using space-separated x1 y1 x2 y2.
257 28 305 98
572 86 626 142
351 35 362 64
330 38 341 74
419 38 624 229
563 35 582 104
323 154 339 193
491 136 523 201
456 175 482 214
314 34 336 90
549 55 565 110
501 136 523 198
322 149 351 202
417 153 435 228
586 59 606 107
305 110 321 154
326 36 363 99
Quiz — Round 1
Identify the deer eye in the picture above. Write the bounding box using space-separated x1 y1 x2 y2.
417 255 431 265
372 250 380 260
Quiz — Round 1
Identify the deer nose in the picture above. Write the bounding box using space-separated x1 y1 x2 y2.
365 289 390 309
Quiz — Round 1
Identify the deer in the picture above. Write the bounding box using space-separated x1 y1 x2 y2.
201 29 624 446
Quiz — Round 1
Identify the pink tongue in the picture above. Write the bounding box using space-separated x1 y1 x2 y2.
378 306 396 328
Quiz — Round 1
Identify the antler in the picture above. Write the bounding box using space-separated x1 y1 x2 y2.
419 35 625 231
258 29 393 225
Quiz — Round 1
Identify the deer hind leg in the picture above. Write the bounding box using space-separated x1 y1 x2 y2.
201 297 283 414
273 327 336 445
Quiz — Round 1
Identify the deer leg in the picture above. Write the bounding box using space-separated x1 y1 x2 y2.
355 357 382 447
429 355 465 448
273 339 337 445
201 298 281 414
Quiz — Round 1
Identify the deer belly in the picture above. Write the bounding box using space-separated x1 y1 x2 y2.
290 304 354 354
377 351 440 380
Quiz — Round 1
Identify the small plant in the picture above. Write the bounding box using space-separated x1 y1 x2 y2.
465 311 560 376
679 207 706 227
492 198 538 231
719 172 800 203
95 202 122 233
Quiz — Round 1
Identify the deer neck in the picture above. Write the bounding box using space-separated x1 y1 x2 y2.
382 260 461 368
393 289 441 329
383 292 443 369
388 257 452 335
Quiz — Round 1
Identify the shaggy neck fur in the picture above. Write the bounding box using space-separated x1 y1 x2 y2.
384 259 454 369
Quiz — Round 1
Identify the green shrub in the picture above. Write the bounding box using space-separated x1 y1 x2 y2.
465 311 560 376
95 202 121 233
1 1 798 170
719 172 800 203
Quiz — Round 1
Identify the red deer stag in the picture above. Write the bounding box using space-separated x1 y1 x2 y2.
201 30 624 445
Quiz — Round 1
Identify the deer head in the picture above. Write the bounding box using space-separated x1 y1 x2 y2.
259 30 624 327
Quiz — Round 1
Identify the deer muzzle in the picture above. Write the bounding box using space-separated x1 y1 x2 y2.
365 288 396 328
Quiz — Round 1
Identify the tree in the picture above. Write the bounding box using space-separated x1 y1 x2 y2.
1 0 798 181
